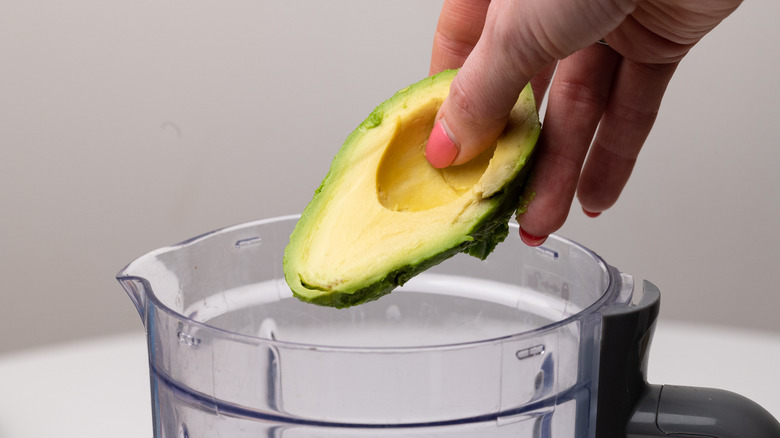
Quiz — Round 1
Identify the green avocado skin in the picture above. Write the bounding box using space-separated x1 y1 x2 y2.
284 70 539 308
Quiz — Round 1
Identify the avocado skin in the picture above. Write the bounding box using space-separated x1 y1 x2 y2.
284 70 538 308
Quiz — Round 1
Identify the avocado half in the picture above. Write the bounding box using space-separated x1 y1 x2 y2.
283 69 541 308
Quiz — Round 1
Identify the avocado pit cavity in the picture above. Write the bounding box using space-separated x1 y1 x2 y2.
376 101 495 212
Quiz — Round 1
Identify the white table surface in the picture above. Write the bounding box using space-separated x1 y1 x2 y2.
2 320 779 438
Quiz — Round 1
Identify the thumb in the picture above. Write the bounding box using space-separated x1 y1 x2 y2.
424 1 546 168
425 51 531 168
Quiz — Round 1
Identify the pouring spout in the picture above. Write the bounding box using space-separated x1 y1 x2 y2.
116 274 149 323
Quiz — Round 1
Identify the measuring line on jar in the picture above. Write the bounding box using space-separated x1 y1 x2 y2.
516 344 546 360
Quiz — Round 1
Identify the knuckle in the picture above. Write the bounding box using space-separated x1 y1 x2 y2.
611 100 659 126
447 78 506 129
555 78 609 113
433 30 476 65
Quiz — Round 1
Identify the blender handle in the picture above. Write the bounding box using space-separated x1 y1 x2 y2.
595 277 661 437
594 278 780 437
627 383 780 437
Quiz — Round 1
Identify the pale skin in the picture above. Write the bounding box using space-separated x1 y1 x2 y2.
425 0 743 246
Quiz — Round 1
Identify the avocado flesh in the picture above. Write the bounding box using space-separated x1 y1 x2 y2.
284 70 540 308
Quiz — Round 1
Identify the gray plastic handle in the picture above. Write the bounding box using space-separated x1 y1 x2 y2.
628 384 780 437
595 278 780 437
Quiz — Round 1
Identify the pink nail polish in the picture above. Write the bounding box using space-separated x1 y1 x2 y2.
582 208 601 218
519 227 548 247
425 121 458 168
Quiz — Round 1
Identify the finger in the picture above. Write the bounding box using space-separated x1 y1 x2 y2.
530 61 558 111
427 1 543 168
429 0 491 75
516 44 621 243
576 60 678 214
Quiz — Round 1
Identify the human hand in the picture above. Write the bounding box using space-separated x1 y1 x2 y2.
425 0 742 245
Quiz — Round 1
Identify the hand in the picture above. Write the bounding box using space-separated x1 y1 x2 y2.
425 0 742 245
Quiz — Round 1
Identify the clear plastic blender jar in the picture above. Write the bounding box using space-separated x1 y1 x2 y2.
117 215 780 437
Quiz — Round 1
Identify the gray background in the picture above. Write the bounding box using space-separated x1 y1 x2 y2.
1 0 778 354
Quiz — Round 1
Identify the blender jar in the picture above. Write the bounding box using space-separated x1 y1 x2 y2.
117 215 780 437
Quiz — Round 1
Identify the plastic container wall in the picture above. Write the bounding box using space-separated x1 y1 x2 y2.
118 216 626 437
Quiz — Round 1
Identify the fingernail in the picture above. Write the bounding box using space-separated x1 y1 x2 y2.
519 227 548 247
582 208 601 218
425 120 458 168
